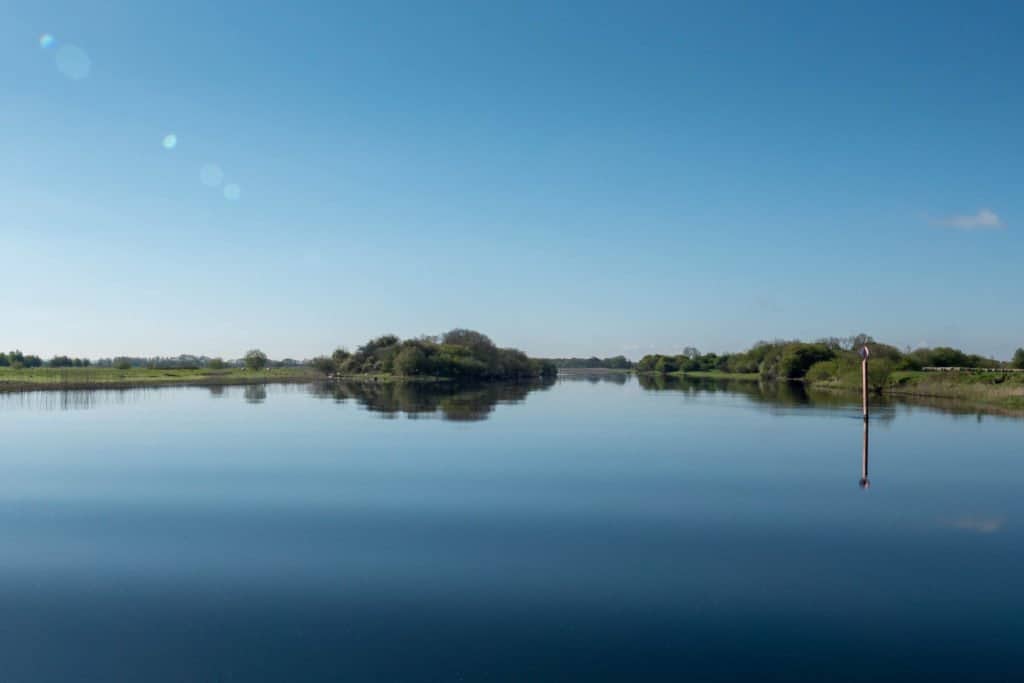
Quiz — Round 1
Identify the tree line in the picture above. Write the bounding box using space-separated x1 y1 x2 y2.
309 329 557 380
0 351 46 368
637 335 1024 384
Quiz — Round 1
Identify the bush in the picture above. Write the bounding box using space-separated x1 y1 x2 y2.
654 356 678 374
310 356 336 375
244 349 268 371
389 346 424 376
760 343 834 379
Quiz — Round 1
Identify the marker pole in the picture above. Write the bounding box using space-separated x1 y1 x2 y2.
859 345 870 422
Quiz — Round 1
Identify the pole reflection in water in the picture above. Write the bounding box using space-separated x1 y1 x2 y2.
859 417 870 489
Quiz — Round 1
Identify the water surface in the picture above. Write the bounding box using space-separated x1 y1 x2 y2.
1 376 1022 681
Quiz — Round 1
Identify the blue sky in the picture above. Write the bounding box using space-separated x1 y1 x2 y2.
2 1 1022 360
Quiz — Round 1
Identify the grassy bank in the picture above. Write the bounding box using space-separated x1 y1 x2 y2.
810 370 1024 411
0 366 321 392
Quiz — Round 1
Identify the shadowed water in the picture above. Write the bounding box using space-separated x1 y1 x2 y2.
1 375 1022 681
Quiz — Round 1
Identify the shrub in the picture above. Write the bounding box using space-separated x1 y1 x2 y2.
310 356 337 375
244 349 268 371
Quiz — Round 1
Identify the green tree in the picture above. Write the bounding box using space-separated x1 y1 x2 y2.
442 329 495 353
244 349 268 371
654 356 678 373
1013 348 1024 369
636 355 660 372
331 348 350 367
207 358 227 370
393 346 428 376
310 356 336 375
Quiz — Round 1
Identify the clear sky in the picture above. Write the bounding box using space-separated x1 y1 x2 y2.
3 1 1022 360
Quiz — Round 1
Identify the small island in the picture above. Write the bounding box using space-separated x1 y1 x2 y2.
310 329 557 381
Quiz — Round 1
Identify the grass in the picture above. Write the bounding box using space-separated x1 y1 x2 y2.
0 366 320 392
810 369 1024 412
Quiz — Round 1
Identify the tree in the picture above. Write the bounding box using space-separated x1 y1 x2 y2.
113 358 132 370
331 348 350 366
244 349 268 371
653 356 678 374
442 329 495 353
310 356 336 375
1013 348 1024 369
393 346 428 376
636 355 660 372
848 334 875 351
207 358 227 370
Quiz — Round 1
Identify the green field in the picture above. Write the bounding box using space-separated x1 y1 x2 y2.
0 366 320 392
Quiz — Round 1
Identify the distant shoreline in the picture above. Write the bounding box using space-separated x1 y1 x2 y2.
0 367 322 393
630 367 1024 414
0 367 548 393
4 367 1023 415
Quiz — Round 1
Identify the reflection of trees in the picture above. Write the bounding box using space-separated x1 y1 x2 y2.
635 373 1023 420
557 371 629 385
307 377 555 421
208 385 226 398
244 384 267 404
636 374 898 422
0 387 147 412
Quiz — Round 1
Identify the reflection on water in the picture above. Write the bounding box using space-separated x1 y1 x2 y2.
558 371 630 385
244 384 267 404
0 372 1016 426
3 372 1024 680
308 378 556 421
0 387 161 412
861 418 870 489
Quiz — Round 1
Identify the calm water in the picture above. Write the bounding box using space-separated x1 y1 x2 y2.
2 376 1023 681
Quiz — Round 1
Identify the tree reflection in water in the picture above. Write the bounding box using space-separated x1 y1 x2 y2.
244 384 267 404
307 377 556 421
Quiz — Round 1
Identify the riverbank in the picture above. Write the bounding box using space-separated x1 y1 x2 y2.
809 370 1024 411
0 366 559 392
0 366 321 392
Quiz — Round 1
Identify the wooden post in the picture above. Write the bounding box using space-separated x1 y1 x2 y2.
859 345 870 421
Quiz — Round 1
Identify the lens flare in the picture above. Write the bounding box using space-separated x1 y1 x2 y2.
55 44 91 80
223 183 241 201
162 134 177 150
200 163 224 187
39 34 55 49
